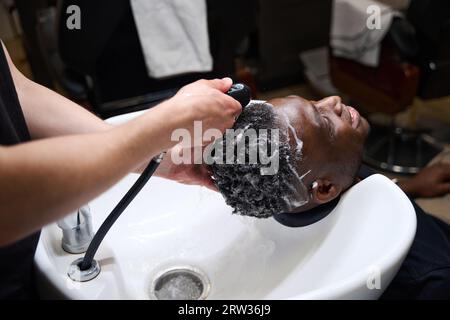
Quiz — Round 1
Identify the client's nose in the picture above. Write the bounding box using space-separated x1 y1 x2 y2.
316 96 343 116
328 96 343 115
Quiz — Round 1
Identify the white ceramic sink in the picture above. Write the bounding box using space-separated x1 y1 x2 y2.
34 111 417 300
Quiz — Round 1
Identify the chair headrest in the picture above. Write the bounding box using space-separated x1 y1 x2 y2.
272 166 374 228
272 196 341 228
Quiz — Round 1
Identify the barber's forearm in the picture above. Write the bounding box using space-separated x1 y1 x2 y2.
3 40 111 139
0 102 180 246
18 78 112 139
18 78 171 176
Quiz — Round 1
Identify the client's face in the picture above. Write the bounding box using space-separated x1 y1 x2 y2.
268 95 370 211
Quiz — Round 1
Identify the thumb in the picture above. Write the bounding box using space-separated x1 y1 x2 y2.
207 77 233 93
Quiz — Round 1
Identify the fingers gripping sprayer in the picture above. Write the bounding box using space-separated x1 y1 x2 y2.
68 84 252 281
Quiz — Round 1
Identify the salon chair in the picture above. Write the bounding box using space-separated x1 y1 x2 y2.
53 0 257 119
330 0 450 174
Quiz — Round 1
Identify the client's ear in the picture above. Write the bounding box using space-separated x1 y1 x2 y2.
311 179 342 204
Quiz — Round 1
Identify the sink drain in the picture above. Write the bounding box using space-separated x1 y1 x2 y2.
150 266 210 300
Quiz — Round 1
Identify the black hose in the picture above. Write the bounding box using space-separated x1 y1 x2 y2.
79 157 162 271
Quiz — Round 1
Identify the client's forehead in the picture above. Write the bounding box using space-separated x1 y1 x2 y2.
266 96 314 139
268 95 310 109
265 96 326 171
262 97 310 167
268 96 313 126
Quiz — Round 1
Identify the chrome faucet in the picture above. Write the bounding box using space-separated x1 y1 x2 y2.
57 206 94 254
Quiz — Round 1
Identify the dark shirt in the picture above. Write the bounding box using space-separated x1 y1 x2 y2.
358 166 450 300
0 42 40 300
382 201 450 299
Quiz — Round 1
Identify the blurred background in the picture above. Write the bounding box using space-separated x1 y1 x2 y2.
1 0 449 221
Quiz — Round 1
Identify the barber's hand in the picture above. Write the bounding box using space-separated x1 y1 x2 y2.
155 146 218 191
169 78 242 144
398 163 450 198
150 78 241 189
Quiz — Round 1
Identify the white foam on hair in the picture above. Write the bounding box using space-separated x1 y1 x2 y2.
256 102 311 212
211 101 313 217
274 107 311 211
277 108 304 159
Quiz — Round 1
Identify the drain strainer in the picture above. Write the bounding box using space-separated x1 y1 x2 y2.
150 267 210 300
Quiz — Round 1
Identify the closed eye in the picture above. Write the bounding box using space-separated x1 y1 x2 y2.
323 115 335 139
312 103 335 139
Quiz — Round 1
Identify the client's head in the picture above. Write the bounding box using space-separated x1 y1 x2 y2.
210 95 370 218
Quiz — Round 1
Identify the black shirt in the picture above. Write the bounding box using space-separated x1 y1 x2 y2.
360 166 450 299
0 42 40 300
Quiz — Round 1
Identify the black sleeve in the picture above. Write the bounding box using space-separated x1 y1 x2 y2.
357 164 450 300
381 200 450 300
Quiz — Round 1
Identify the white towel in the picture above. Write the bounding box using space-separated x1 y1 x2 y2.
331 0 401 67
130 0 213 78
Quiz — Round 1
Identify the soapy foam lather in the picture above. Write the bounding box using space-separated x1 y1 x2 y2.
210 102 310 218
